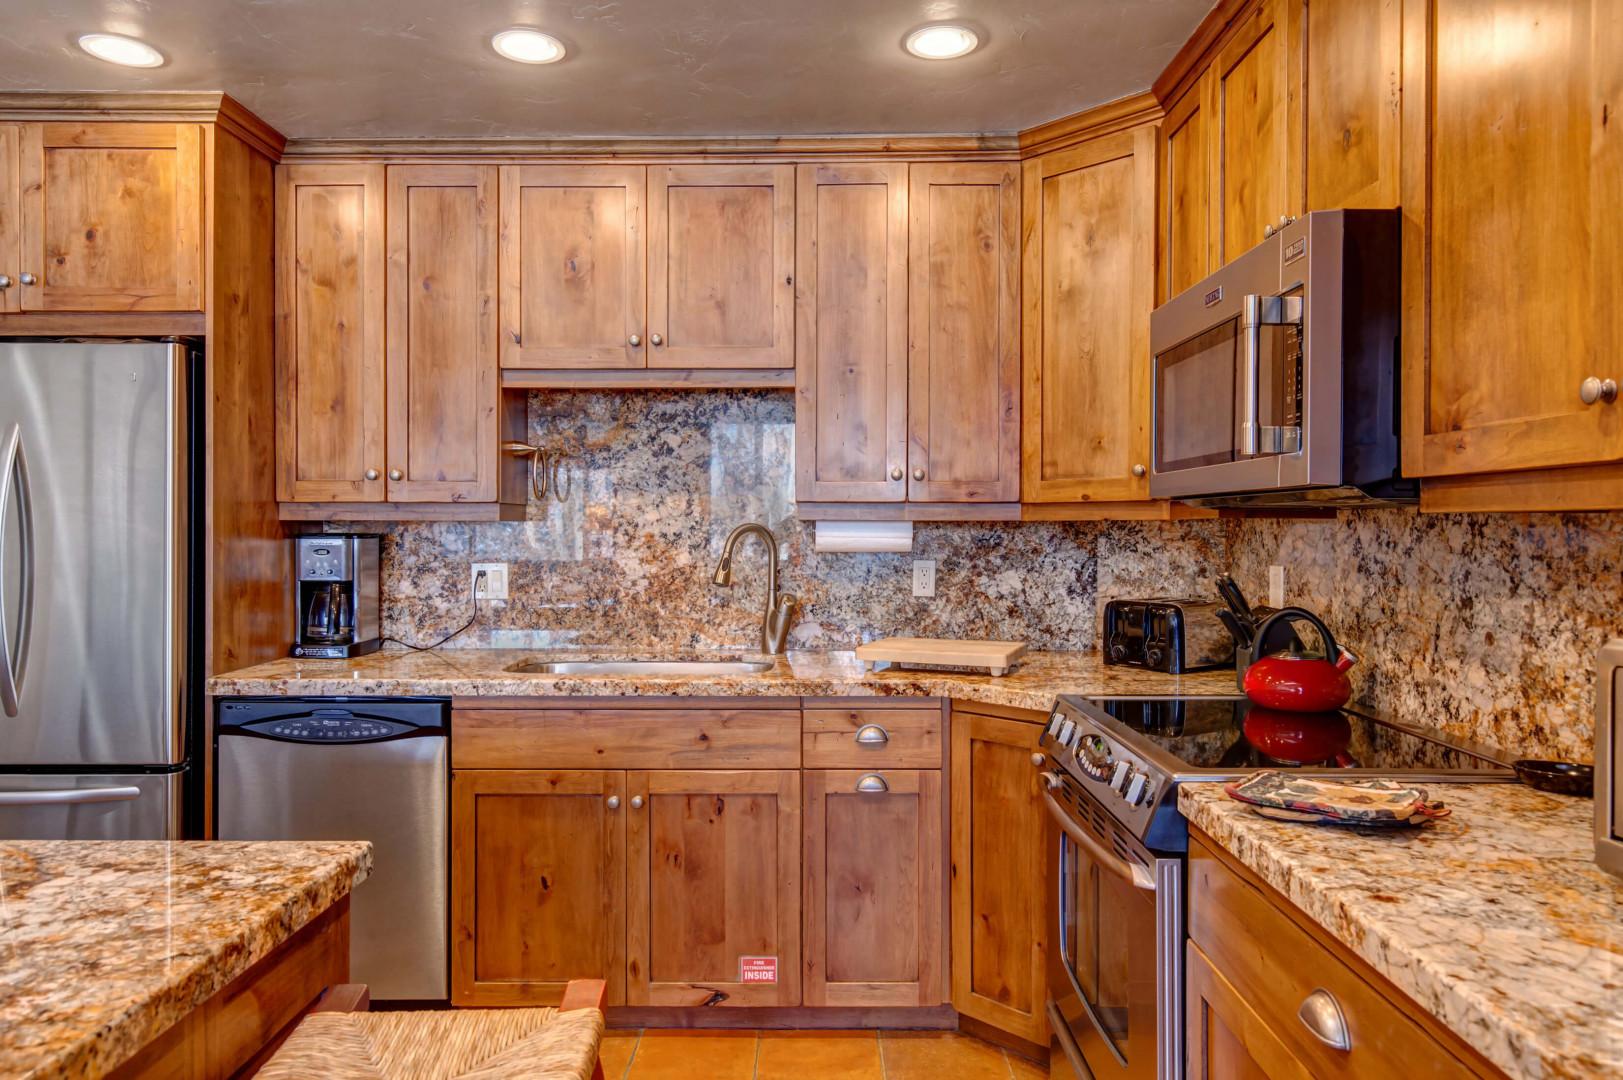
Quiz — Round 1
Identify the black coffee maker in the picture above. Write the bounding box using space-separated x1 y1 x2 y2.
291 535 382 658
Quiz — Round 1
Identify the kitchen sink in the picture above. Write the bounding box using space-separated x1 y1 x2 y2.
505 659 776 676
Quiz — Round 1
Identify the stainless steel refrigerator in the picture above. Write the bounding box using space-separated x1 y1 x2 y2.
0 341 197 839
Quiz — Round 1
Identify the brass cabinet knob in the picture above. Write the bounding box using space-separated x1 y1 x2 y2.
629 334 641 347
912 467 925 481
1579 376 1618 405
388 468 404 481
0 275 10 289
18 272 36 286
650 333 664 346
1132 463 1147 478
890 466 903 481
364 468 380 481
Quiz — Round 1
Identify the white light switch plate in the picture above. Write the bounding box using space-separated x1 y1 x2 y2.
472 563 509 600
912 559 937 598
1268 564 1286 608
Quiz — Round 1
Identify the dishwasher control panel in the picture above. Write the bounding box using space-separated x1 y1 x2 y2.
242 716 414 743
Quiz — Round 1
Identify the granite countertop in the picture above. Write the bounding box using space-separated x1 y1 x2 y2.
0 840 373 1079
1180 783 1622 1080
206 647 1239 710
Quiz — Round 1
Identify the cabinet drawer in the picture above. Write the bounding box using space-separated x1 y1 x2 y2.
1188 838 1483 1079
802 708 942 768
454 709 800 769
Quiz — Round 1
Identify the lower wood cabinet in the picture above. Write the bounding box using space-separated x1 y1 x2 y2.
948 706 1050 1044
803 768 944 1006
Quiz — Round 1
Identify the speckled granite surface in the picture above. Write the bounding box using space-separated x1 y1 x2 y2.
207 648 1239 710
1181 783 1622 1080
0 840 372 1079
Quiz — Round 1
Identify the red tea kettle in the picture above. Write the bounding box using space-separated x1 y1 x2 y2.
1241 607 1358 712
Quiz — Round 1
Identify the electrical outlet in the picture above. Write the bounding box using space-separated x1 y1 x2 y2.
471 563 509 601
912 559 937 598
1268 564 1286 608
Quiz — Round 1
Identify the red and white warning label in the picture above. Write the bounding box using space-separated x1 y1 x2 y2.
739 956 778 984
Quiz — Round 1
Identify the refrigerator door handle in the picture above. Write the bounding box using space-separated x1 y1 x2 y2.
0 422 34 719
0 786 142 806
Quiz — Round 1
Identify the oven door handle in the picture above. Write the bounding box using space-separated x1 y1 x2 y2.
1046 999 1100 1080
1041 781 1156 892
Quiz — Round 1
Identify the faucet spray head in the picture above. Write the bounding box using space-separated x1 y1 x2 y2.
711 553 733 587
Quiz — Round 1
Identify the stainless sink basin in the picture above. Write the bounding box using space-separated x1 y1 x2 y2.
506 659 776 676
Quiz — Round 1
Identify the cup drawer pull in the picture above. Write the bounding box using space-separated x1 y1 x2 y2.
854 724 889 745
1298 988 1352 1051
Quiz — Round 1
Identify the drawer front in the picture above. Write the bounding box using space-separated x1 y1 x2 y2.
1188 839 1481 1080
802 707 943 768
454 709 800 769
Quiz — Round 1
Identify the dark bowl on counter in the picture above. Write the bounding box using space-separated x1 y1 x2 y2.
1511 759 1594 797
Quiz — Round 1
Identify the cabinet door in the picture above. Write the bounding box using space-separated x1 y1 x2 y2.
1213 0 1297 265
275 164 387 503
1401 0 1623 478
499 165 646 369
1158 69 1216 304
1187 941 1313 1080
907 163 1021 502
0 124 18 314
451 770 628 1006
1296 0 1401 212
627 769 801 1006
386 165 499 502
803 769 943 1007
793 162 908 503
648 164 794 369
1022 127 1157 504
19 122 202 311
949 710 1049 1044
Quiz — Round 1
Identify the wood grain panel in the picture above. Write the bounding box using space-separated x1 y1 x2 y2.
1213 0 1294 264
1158 69 1217 303
1021 126 1157 504
275 163 386 502
453 708 801 770
1187 941 1311 1080
1298 0 1401 212
385 164 499 502
451 770 627 1006
0 124 17 314
803 769 944 1007
793 162 908 503
627 770 801 1007
801 707 943 769
907 162 1021 503
499 165 646 369
19 122 203 311
648 164 794 369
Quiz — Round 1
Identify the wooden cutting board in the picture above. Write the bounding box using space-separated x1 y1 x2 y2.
854 637 1028 676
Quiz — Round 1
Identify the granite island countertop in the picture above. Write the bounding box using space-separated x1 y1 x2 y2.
1180 783 1622 1080
207 647 1240 710
0 840 373 1079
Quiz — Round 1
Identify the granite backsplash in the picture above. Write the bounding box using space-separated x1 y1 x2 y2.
328 389 1620 762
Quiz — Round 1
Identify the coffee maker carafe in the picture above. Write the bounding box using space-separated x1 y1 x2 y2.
291 535 381 658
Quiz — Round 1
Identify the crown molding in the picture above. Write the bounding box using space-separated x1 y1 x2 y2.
1017 91 1163 157
0 91 286 159
279 131 1019 162
1151 0 1256 106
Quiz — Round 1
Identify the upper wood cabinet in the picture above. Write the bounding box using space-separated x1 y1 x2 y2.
1401 0 1623 481
0 122 203 312
648 164 795 369
499 165 646 370
1211 0 1299 264
1298 0 1401 212
794 162 909 503
907 163 1021 502
1022 127 1157 504
1158 71 1217 304
276 163 387 503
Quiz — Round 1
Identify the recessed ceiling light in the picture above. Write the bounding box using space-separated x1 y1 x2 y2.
491 28 566 65
904 24 980 60
77 33 165 68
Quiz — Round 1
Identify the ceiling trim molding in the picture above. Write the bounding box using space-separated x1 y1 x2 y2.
1017 91 1163 158
279 131 1020 161
1151 0 1256 105
0 91 286 159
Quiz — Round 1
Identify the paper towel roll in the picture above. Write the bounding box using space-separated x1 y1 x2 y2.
813 520 914 553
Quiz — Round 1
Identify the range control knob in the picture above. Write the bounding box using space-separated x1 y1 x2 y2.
1056 718 1076 748
1125 773 1149 806
1111 760 1134 794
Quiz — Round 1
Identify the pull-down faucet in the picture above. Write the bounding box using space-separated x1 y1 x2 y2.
712 523 797 655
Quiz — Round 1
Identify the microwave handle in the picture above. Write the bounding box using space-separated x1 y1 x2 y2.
1239 294 1305 456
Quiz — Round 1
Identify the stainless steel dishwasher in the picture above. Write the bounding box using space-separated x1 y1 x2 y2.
215 697 449 1000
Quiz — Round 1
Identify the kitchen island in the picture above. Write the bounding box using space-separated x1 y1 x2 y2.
0 839 372 1079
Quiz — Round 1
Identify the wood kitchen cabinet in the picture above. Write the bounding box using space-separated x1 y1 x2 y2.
1211 0 1298 265
451 770 628 1006
1158 71 1217 304
0 122 203 312
803 768 944 1007
1022 126 1158 505
1297 0 1401 214
627 769 801 1006
949 706 1050 1044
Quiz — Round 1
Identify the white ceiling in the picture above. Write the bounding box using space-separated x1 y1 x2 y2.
0 0 1213 140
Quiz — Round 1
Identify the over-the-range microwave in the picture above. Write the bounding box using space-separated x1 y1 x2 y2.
1149 209 1416 508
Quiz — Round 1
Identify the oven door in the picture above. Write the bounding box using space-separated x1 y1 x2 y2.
1042 773 1183 1080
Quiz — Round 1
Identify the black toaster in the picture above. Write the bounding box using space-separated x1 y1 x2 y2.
1102 598 1236 673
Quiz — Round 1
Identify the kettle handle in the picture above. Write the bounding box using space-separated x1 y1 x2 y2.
1249 606 1339 664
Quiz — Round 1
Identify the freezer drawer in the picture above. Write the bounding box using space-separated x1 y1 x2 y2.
0 771 182 839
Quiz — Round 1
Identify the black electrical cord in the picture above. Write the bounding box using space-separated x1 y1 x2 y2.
382 570 487 652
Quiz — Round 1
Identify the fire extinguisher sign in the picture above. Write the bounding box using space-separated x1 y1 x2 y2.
739 956 778 984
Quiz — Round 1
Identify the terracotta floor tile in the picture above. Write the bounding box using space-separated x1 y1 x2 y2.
598 1030 641 1079
1005 1048 1049 1079
756 1030 882 1079
625 1029 759 1080
879 1030 1014 1080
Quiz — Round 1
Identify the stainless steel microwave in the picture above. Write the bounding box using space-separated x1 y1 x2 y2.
1148 210 1415 508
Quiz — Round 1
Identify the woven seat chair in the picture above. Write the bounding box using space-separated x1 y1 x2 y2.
256 980 607 1080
